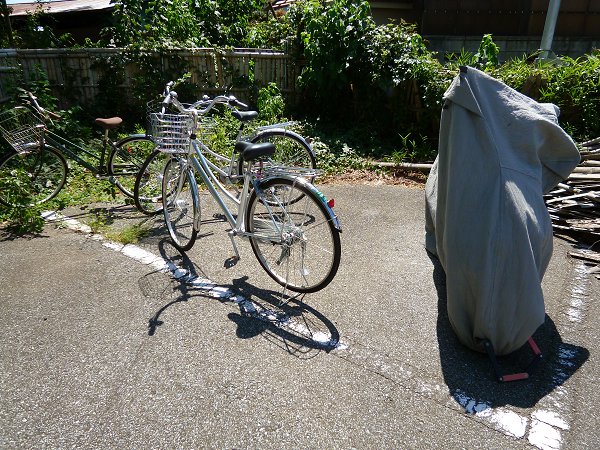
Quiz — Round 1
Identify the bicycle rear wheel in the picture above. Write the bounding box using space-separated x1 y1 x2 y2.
134 149 168 215
245 177 341 293
109 136 156 198
0 145 67 207
249 130 316 172
246 130 317 204
162 158 199 251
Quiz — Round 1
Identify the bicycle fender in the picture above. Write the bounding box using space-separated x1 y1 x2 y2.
260 174 342 232
252 128 311 148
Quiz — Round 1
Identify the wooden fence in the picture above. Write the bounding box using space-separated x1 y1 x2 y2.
0 48 299 105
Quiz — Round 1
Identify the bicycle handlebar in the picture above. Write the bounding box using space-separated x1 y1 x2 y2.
20 90 61 122
160 81 248 117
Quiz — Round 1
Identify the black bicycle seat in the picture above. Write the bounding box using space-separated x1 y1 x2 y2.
235 141 275 161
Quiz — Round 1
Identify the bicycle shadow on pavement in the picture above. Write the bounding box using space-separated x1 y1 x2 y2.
428 251 589 411
227 275 341 359
140 239 341 359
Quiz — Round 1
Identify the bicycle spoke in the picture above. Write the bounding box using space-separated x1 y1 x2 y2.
110 136 156 198
246 178 341 293
0 146 67 207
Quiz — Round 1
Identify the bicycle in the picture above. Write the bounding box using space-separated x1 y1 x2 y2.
0 91 155 207
154 87 341 293
134 84 316 215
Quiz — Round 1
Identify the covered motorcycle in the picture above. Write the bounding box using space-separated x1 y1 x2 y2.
425 66 580 356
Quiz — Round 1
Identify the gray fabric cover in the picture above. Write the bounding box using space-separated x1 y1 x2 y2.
425 67 580 355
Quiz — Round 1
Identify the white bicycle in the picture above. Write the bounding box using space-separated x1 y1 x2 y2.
154 85 341 293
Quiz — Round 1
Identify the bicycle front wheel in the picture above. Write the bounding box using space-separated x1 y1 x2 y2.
134 149 168 215
0 145 67 207
162 158 199 251
245 177 341 293
109 135 156 198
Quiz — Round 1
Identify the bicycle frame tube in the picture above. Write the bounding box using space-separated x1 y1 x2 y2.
44 130 107 173
203 151 231 180
188 139 244 228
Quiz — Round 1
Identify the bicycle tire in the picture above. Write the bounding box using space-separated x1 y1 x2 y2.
0 145 68 207
162 157 199 251
134 149 168 215
241 129 316 178
245 177 341 293
109 135 156 198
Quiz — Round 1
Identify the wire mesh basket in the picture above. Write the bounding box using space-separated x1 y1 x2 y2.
149 112 194 154
0 106 45 153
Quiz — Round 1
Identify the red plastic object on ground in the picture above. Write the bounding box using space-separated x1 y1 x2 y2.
483 337 543 382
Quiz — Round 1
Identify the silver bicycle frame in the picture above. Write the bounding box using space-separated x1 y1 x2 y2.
186 138 252 235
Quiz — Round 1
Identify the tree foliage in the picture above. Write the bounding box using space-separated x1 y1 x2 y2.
107 0 266 48
299 0 374 95
5 4 75 48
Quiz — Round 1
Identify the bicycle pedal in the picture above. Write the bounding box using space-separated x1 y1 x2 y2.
224 256 239 268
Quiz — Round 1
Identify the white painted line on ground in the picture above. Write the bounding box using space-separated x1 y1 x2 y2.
565 262 589 324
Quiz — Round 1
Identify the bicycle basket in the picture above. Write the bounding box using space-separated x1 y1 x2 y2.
0 107 45 154
150 112 194 154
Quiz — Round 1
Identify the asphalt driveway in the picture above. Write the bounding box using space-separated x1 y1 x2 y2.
1 182 599 449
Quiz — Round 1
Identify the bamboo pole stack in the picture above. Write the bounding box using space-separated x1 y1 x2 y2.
545 137 600 278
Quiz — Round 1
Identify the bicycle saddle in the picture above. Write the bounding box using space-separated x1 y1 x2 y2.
231 110 259 122
95 117 123 129
235 140 275 161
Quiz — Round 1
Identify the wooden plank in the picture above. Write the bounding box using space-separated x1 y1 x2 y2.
568 173 600 180
569 250 600 263
582 136 600 146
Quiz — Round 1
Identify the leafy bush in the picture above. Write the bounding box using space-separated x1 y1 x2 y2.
257 83 285 122
107 0 266 48
0 168 46 235
9 5 75 48
359 21 449 143
298 0 374 105
533 53 600 140
480 51 600 141
0 204 46 235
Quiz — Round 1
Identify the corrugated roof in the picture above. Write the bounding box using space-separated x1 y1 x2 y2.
9 0 113 17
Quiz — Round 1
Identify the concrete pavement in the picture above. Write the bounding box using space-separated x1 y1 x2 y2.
1 183 599 449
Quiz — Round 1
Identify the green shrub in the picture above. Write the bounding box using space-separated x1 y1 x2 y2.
257 83 285 122
107 0 266 48
487 50 600 141
7 0 599 167
0 169 46 235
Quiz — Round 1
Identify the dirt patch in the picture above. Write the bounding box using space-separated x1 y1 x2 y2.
321 169 427 188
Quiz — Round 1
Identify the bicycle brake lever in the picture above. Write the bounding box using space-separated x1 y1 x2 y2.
229 96 248 110
164 81 174 96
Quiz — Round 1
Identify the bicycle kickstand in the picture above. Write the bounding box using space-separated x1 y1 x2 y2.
224 230 241 268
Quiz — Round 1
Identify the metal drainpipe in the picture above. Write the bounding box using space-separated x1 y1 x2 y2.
539 0 562 60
